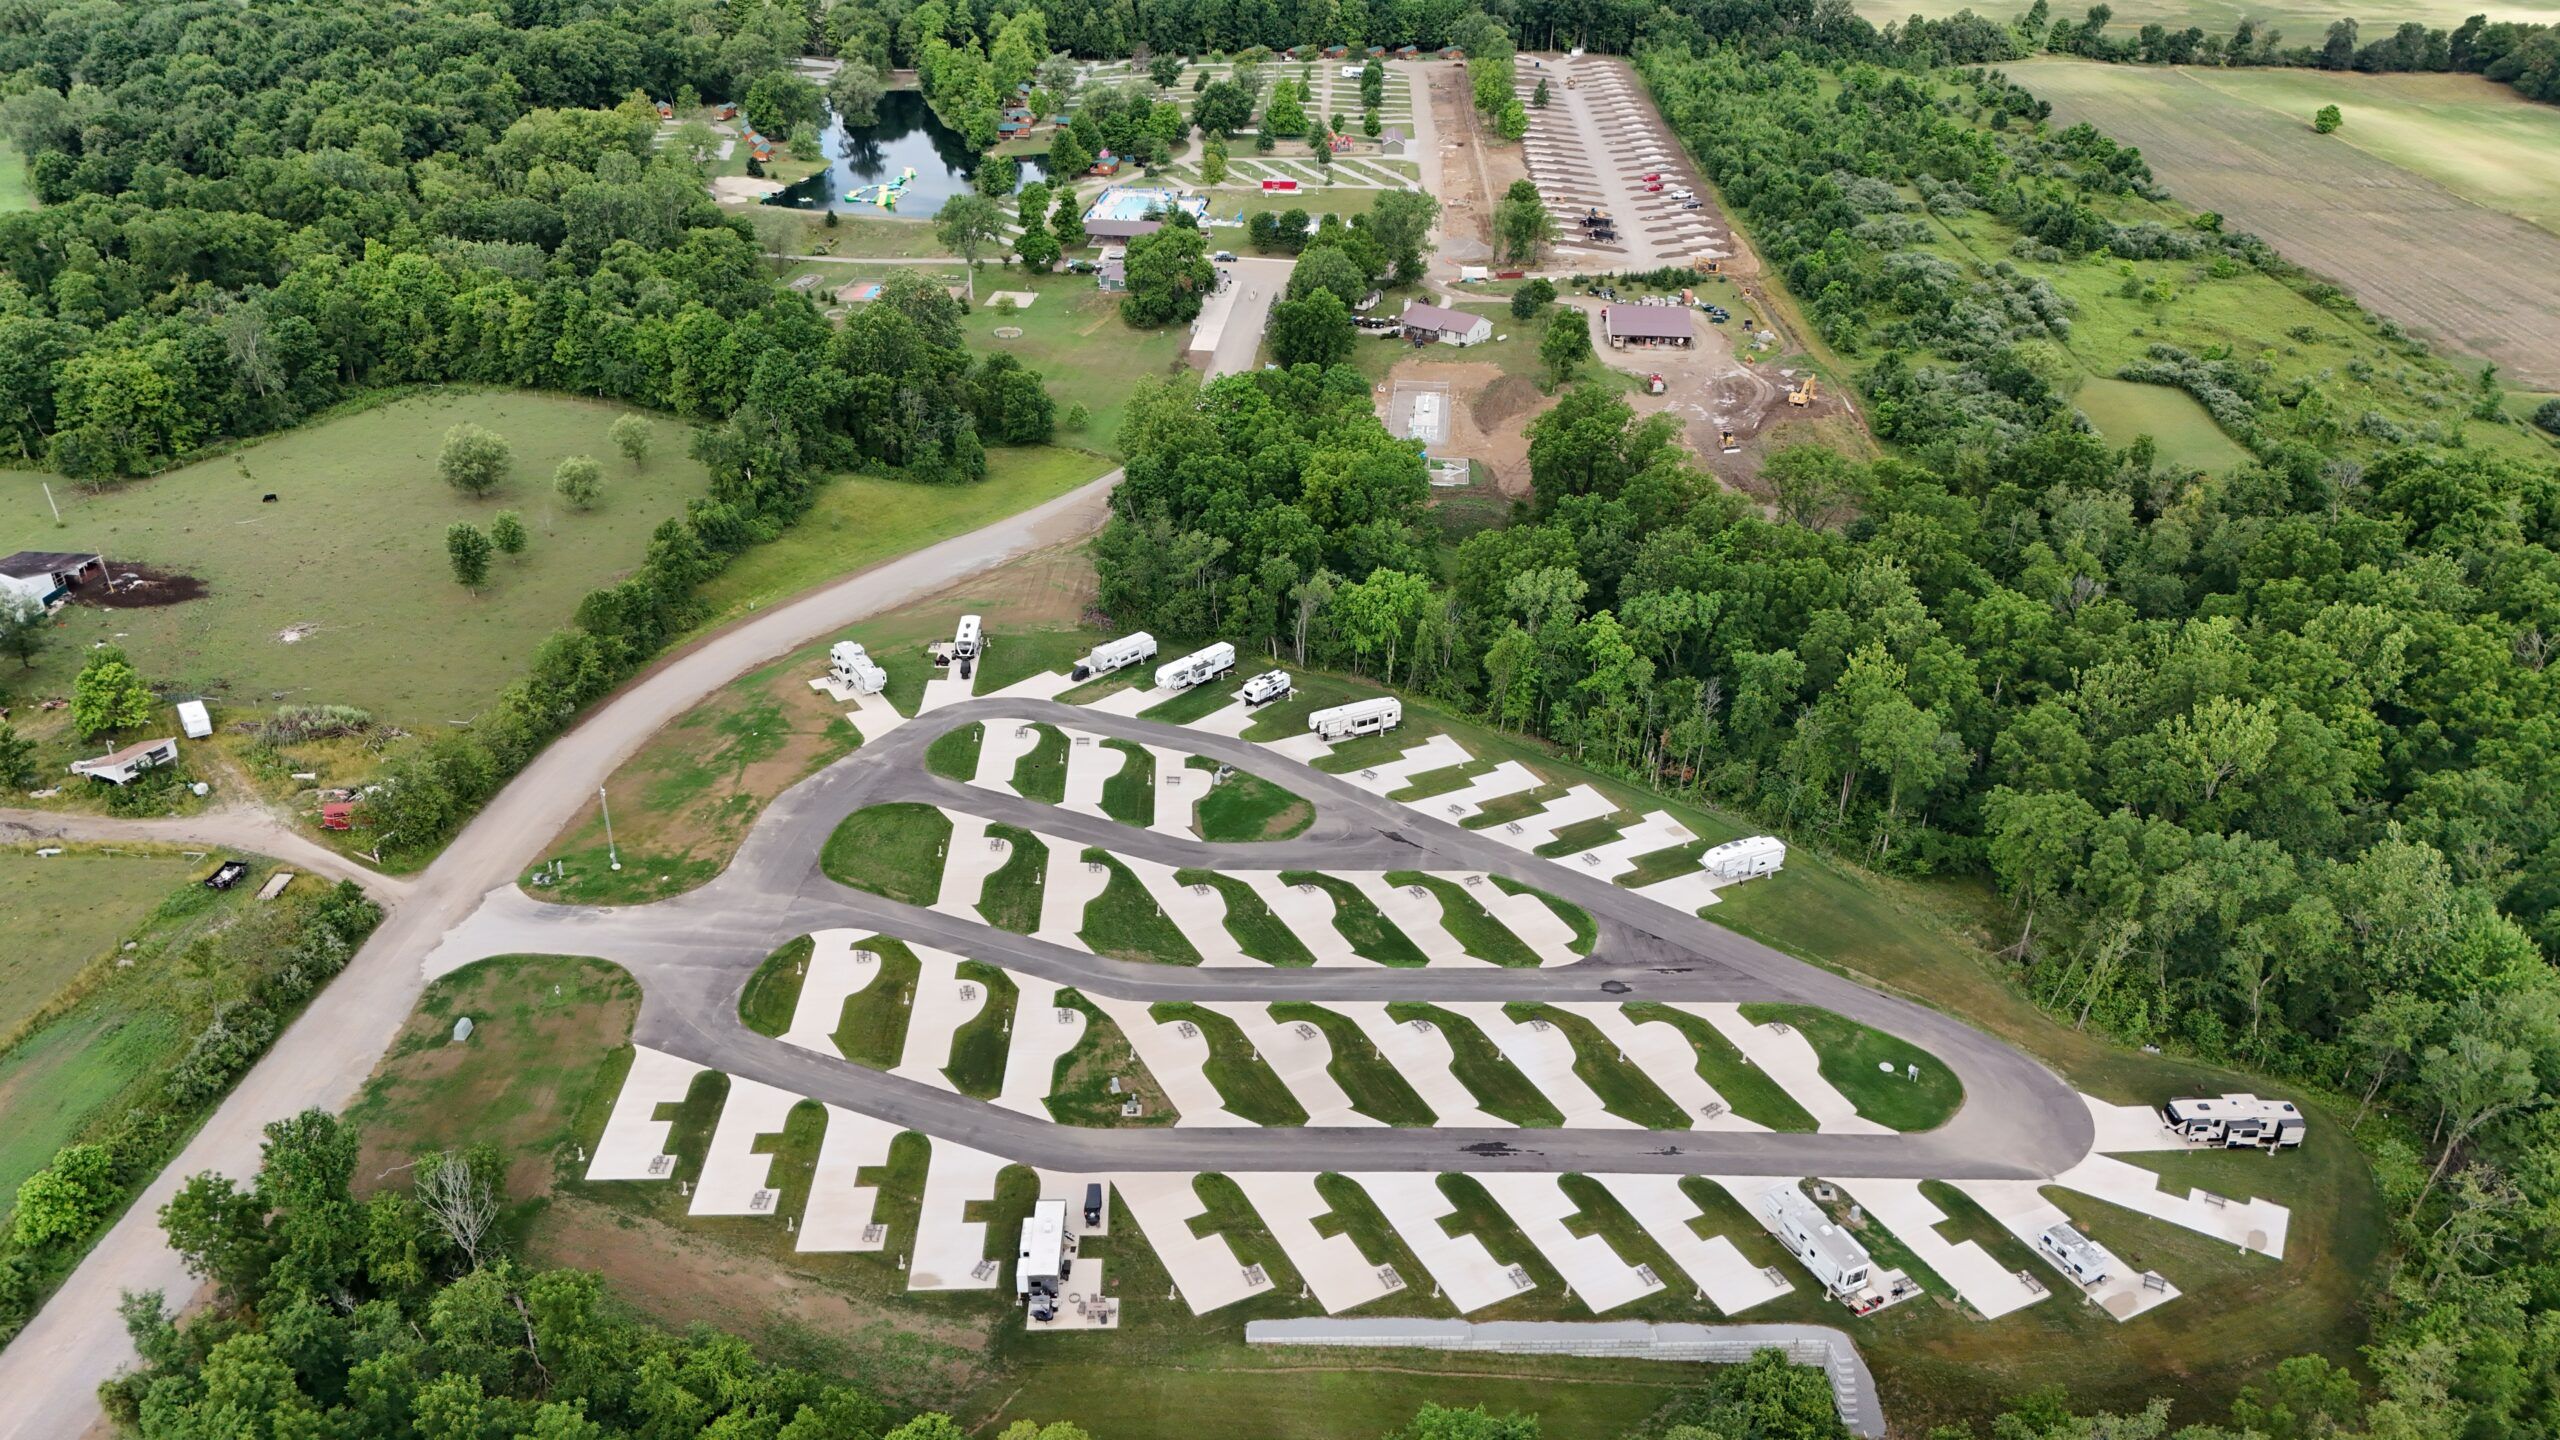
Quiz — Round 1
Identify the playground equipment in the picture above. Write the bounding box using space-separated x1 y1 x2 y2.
847 166 919 208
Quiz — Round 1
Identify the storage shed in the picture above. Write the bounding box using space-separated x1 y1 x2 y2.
0 551 104 608
176 700 213 739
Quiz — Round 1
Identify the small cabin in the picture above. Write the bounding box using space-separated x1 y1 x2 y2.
1322 44 1349 58
69 736 178 786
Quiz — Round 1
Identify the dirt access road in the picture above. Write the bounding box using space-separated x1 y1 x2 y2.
0 473 1121 1440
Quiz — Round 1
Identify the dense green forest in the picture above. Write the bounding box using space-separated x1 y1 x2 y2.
1090 32 2560 1440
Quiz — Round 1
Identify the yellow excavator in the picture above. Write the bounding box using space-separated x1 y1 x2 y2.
1787 374 1817 408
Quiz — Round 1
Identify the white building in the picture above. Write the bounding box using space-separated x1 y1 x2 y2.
1759 1184 1871 1296
1016 1199 1068 1317
1397 302 1492 347
2162 1094 2307 1149
175 700 213 740
0 550 104 609
70 736 179 786
1702 835 1786 880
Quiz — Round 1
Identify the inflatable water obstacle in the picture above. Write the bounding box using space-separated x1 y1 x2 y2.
847 165 919 208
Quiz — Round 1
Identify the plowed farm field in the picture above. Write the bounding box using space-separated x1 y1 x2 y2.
2008 60 2560 387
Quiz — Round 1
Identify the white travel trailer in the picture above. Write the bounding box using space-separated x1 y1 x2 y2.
2039 1224 2114 1287
1154 641 1236 691
1074 632 1157 681
1240 670 1293 706
1702 835 1787 880
1308 697 1401 741
1016 1199 1068 1320
829 641 888 695
1759 1184 1871 1296
2162 1093 2308 1149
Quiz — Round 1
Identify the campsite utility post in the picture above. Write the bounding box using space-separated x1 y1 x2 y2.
600 785 622 871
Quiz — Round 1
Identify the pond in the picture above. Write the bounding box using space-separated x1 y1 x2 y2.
767 89 1046 219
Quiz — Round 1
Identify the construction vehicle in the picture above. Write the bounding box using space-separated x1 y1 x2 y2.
1702 259 1723 274
1073 632 1157 681
829 641 889 695
1310 697 1401 741
1154 641 1236 691
1720 428 1740 453
1240 670 1293 706
1788 374 1817 408
1647 373 1666 395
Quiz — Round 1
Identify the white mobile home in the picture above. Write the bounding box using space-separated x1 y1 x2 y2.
2038 1224 2113 1287
1759 1184 1871 1296
0 550 104 609
1309 697 1401 741
2162 1093 2307 1149
1702 835 1786 880
69 736 179 786
829 641 888 695
1240 670 1292 706
1154 641 1235 691
1074 632 1156 681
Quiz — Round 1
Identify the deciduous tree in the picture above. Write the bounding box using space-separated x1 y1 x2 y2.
438 424 512 498
446 523 493 590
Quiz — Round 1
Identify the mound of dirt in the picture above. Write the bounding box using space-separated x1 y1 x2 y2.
1473 375 1547 430
76 563 207 608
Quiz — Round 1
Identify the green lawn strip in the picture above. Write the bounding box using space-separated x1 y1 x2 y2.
1140 680 1245 724
752 1099 831 1228
966 628 1096 696
1099 739 1155 826
1147 1003 1308 1126
944 962 1018 1100
832 938 922 1069
976 823 1048 934
1616 840 1707 890
1189 759 1314 841
1267 1003 1437 1125
820 804 951 905
1503 1003 1692 1129
1385 1003 1565 1128
1488 874 1596 954
1013 723 1071 804
736 936 814 1037
1385 870 1541 967
1080 850 1204 966
1312 725 1438 774
925 722 983 781
1172 869 1317 966
1187 1173 1307 1293
857 1130 933 1261
1917 1180 2047 1274
1534 812 1633 859
1048 988 1179 1126
1556 1174 1686 1284
1433 1174 1567 1301
1311 1172 1436 1279
1461 784 1566 831
1279 871 1429 967
1388 759 1496 802
1620 1003 1818 1132
1738 1003 1963 1131
658 1069 732 1187
1058 668 1143 706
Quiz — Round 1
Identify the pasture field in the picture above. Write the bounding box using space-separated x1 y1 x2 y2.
2073 376 2252 470
0 139 30 210
0 392 709 726
1859 0 2560 38
0 849 199 1042
2004 58 2560 387
956 272 1191 455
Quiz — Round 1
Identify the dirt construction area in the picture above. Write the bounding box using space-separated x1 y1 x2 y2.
1569 296 1855 484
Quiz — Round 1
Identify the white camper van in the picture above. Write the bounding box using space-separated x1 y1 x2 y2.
828 641 888 696
1240 670 1292 706
1074 632 1157 682
1308 697 1401 741
951 614 984 678
1154 641 1236 691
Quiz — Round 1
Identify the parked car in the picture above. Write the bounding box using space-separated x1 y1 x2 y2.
1213 250 1237 262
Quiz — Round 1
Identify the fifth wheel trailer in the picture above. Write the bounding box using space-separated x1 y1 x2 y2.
1308 697 1401 741
1155 641 1235 691
1701 834 1786 880
829 641 888 695
1074 632 1156 681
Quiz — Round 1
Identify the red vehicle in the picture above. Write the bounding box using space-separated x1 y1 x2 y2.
1642 172 1660 181
1645 182 1664 192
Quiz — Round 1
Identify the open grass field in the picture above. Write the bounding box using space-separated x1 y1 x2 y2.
2004 58 2560 387
1 392 708 725
692 444 1114 627
2073 375 2254 471
1857 0 2560 36
0 850 199 1042
0 140 30 211
821 804 950 906
958 271 1192 455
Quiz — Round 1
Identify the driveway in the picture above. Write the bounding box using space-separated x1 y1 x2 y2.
1203 256 1296 377
0 472 1121 1440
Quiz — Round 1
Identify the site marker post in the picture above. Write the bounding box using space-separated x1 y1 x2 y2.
600 785 621 871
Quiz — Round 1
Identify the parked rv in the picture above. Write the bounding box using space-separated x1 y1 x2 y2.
1073 631 1157 681
2161 1093 2307 1149
1700 834 1787 879
1240 670 1293 706
1308 696 1401 741
2039 1224 2113 1287
952 614 984 679
828 641 888 696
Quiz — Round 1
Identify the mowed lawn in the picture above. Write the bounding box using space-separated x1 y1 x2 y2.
692 443 1114 625
0 139 30 211
0 850 198 1041
2 392 707 726
957 273 1192 454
